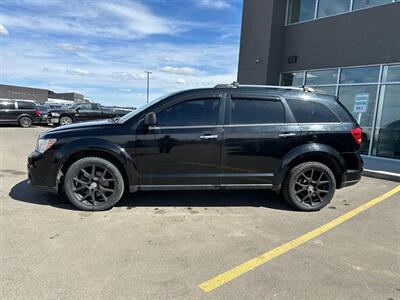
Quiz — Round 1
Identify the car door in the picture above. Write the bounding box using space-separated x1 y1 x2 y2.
135 93 225 187
220 92 301 186
74 103 94 122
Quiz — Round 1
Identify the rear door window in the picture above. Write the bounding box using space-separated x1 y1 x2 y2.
17 101 35 109
230 98 285 124
286 99 340 123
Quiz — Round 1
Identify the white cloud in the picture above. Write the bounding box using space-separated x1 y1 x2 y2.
110 72 146 80
176 78 187 85
0 24 9 36
198 0 232 9
0 1 180 40
57 43 85 51
161 66 197 75
67 68 90 76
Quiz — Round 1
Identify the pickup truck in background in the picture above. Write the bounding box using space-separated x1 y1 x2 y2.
47 103 134 126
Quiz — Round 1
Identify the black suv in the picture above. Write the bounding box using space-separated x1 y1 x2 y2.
28 84 363 211
0 99 42 127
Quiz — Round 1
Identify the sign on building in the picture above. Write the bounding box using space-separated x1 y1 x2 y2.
353 93 369 113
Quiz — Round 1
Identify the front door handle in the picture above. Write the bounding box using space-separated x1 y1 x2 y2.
200 134 218 140
279 133 297 138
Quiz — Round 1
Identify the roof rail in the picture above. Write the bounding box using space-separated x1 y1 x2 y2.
214 82 314 92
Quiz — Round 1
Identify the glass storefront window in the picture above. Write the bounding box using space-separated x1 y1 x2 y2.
306 69 338 85
287 0 317 24
340 66 380 84
338 85 378 154
310 86 337 96
317 0 351 17
281 72 304 86
353 0 392 10
382 64 400 82
372 84 400 159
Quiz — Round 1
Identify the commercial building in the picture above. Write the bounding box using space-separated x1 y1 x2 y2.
238 0 400 172
0 84 86 104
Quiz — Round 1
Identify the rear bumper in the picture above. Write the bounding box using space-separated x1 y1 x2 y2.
341 169 362 187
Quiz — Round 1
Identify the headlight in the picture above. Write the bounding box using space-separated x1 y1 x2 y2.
51 113 60 117
36 138 57 153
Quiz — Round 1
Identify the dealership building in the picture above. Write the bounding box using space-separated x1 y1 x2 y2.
0 84 85 104
238 0 400 173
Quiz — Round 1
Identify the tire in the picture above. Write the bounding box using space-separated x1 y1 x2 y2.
60 116 73 126
19 116 32 128
64 157 125 211
282 161 336 211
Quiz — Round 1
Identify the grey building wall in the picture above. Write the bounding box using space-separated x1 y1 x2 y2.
48 92 84 102
0 84 48 104
238 0 400 85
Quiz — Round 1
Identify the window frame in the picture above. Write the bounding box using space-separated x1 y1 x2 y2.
225 93 290 126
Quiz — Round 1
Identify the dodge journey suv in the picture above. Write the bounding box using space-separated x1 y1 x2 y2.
28 83 363 211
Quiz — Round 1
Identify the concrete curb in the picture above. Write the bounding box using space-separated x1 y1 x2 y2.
363 169 400 182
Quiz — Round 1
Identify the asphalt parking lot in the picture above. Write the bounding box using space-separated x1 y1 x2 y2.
1 126 399 300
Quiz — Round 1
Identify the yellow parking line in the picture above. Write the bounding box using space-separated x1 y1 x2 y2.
199 185 400 293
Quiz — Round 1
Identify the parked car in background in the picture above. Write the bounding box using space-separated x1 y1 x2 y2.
28 84 363 211
0 99 42 127
47 103 133 126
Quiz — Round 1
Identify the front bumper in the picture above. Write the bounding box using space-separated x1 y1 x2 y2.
27 151 59 192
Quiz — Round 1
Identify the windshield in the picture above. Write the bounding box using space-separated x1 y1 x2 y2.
118 92 176 123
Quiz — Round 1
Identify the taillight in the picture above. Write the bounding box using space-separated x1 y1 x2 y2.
35 111 41 117
351 127 362 145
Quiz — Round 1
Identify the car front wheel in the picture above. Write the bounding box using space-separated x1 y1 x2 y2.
64 157 125 211
283 161 336 211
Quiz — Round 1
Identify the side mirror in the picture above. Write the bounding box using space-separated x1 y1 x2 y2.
76 107 80 112
144 112 157 127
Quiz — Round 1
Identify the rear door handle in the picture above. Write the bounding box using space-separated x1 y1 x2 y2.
279 133 297 138
200 134 218 140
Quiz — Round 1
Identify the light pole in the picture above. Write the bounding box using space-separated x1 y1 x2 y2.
144 71 152 103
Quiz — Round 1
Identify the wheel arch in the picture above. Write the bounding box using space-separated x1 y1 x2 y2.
274 144 346 190
56 139 138 192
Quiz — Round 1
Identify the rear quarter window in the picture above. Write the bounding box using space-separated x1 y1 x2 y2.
0 101 15 109
286 99 340 123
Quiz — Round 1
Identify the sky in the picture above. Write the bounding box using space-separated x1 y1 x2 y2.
0 0 243 107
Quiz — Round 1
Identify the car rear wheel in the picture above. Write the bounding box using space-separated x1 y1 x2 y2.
283 161 336 211
64 157 125 211
60 116 73 126
19 116 32 128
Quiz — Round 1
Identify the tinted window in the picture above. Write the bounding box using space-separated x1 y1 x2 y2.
0 101 14 109
340 66 380 84
286 99 340 123
77 104 92 110
317 0 351 17
17 101 35 109
353 0 392 10
157 99 219 126
231 98 285 124
306 69 338 85
287 0 317 24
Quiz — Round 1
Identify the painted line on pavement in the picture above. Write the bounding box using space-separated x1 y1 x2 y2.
199 185 400 293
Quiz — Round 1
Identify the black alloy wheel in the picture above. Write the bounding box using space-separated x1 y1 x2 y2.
64 157 124 211
283 161 336 211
